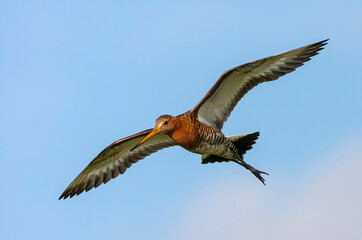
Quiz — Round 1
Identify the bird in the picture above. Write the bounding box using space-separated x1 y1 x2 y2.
59 39 328 199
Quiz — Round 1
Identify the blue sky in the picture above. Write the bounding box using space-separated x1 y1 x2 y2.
1 1 361 239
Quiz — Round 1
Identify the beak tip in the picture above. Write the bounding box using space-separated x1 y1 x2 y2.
130 143 139 152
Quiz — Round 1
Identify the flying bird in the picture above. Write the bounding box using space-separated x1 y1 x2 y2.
59 39 328 199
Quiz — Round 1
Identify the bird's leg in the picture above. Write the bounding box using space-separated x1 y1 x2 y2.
231 159 268 185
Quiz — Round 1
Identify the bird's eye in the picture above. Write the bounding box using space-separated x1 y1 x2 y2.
164 120 168 125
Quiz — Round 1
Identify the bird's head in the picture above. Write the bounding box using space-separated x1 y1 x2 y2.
154 115 176 133
130 115 175 151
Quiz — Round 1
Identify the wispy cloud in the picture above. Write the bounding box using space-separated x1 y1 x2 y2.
168 139 362 240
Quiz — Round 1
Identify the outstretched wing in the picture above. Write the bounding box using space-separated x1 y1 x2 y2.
59 129 176 199
190 40 328 129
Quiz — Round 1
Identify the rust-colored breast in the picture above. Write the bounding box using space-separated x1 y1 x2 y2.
169 114 200 150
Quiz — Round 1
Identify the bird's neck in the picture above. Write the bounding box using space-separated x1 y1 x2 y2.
168 115 199 150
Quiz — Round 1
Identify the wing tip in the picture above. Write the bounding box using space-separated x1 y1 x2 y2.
58 192 70 200
58 181 98 200
318 38 329 44
58 164 126 200
313 39 329 47
58 178 88 200
59 187 73 200
311 39 329 51
58 189 79 200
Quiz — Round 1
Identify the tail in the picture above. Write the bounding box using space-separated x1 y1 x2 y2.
228 132 260 156
201 132 260 164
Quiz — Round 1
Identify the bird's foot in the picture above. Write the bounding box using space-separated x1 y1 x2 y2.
249 166 268 185
231 160 268 185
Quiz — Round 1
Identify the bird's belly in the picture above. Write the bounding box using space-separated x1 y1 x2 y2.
188 142 235 159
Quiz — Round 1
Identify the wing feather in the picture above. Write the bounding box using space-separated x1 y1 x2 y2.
59 129 176 199
191 39 328 129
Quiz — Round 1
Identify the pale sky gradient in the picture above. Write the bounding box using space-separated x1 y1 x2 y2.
1 1 362 240
169 137 362 240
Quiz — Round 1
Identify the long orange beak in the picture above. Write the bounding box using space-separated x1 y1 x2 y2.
130 127 160 151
